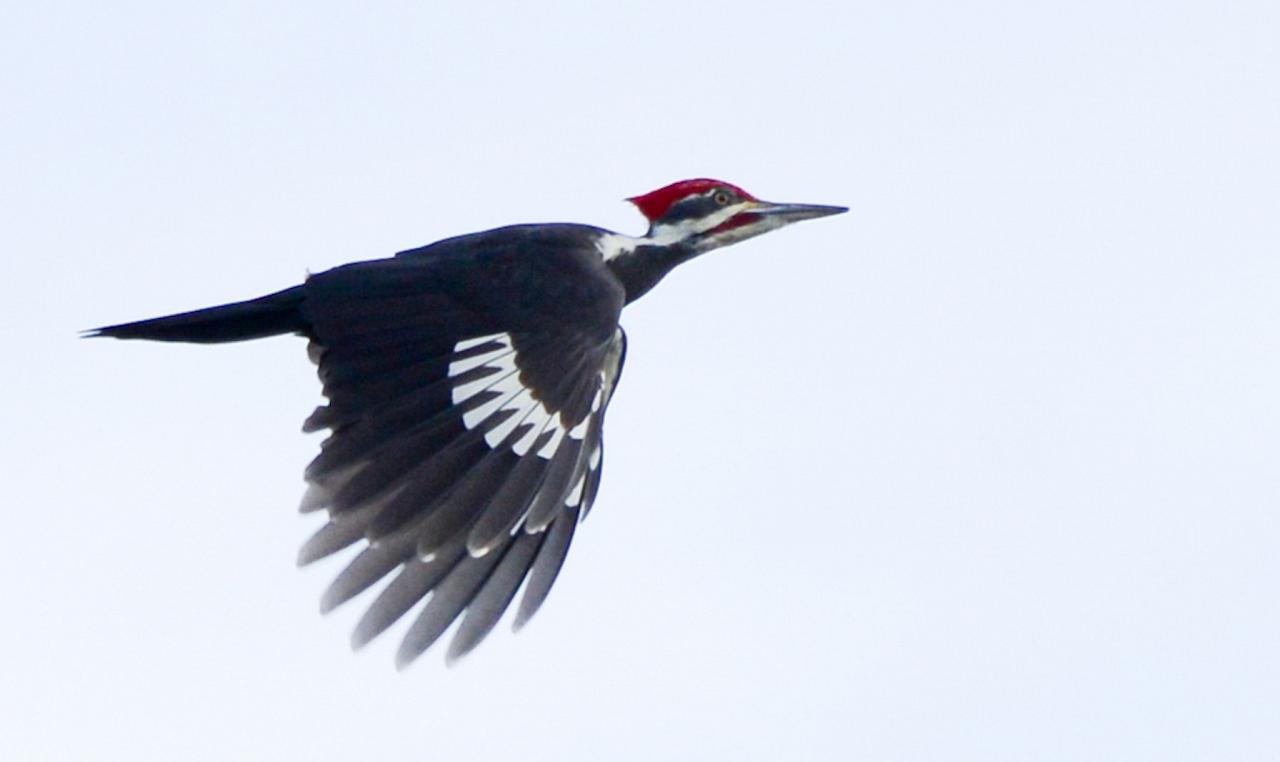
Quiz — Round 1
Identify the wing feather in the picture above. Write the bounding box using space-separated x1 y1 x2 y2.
351 540 467 649
294 243 627 665
447 530 545 663
410 445 524 559
465 431 555 556
521 436 585 532
394 545 508 669
513 506 581 631
319 532 417 613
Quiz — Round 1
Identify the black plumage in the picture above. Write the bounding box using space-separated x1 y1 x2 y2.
89 179 846 666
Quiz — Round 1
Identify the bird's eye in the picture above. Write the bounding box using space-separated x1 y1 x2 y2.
713 190 732 206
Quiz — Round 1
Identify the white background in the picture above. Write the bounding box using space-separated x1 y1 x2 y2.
3 2 1277 760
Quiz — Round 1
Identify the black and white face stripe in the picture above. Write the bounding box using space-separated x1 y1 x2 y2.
596 188 757 262
647 191 754 246
658 190 729 225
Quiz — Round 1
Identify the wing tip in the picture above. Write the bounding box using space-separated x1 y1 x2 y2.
393 651 415 672
444 639 472 667
319 596 338 615
395 639 430 672
351 623 378 652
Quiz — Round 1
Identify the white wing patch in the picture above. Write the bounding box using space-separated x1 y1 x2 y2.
565 476 586 508
449 333 595 458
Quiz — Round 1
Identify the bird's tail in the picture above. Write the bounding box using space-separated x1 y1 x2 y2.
86 285 307 344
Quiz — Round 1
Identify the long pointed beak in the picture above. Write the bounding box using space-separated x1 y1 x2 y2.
749 200 848 223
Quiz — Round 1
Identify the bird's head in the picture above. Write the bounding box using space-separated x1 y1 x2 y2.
627 178 847 253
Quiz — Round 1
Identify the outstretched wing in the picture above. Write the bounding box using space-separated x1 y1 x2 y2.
296 229 626 667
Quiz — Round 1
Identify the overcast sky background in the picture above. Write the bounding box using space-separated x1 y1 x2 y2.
3 2 1278 760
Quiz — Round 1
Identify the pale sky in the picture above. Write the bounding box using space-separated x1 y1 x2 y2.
3 2 1278 760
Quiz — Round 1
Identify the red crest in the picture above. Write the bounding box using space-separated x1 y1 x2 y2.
626 179 756 222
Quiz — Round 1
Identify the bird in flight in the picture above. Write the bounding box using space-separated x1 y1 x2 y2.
89 179 846 667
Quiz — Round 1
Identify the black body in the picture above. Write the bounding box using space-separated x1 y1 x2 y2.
94 224 636 666
90 180 847 667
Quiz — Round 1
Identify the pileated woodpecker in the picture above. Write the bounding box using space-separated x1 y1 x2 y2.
90 179 846 667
